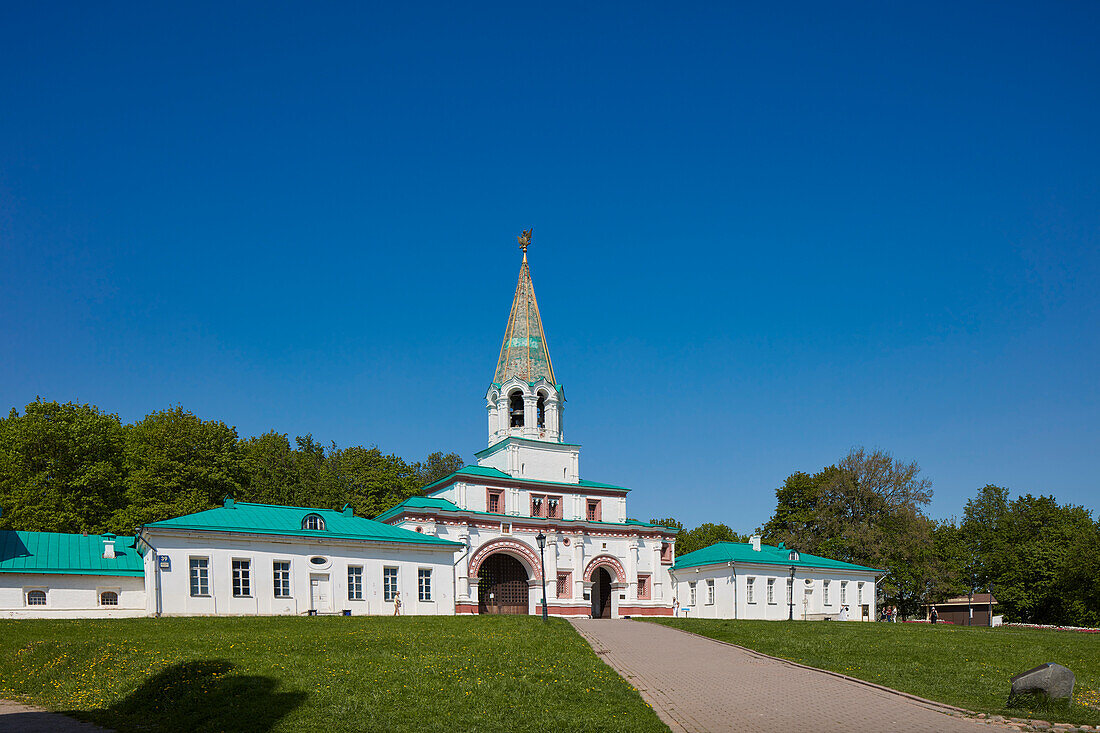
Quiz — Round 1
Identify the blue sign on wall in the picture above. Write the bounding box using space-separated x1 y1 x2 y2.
158 555 171 570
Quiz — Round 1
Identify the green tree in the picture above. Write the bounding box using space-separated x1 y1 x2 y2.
114 406 244 531
677 523 747 556
413 452 465 487
0 400 126 533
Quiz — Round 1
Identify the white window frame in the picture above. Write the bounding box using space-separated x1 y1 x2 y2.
823 579 831 606
767 578 776 604
24 588 47 607
302 513 326 531
418 568 432 602
858 582 864 605
273 561 291 598
348 566 364 601
383 567 399 602
189 557 210 597
688 581 697 606
706 578 715 605
232 558 252 598
97 587 121 606
840 580 847 605
747 577 756 604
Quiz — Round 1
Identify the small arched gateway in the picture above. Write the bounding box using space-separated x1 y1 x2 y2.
468 538 541 615
583 555 625 619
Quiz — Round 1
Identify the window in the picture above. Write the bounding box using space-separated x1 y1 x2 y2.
660 542 673 563
536 395 546 428
232 559 251 597
383 567 398 602
556 572 571 599
99 591 118 606
302 513 326 531
418 569 432 601
488 489 503 514
586 499 601 522
840 581 848 605
823 580 831 606
26 590 46 606
546 496 561 519
688 581 697 606
786 577 793 605
747 577 756 604
500 522 511 534
274 562 291 598
348 566 363 600
190 558 210 597
638 574 651 600
857 582 864 605
706 579 715 605
767 578 776 604
531 495 544 517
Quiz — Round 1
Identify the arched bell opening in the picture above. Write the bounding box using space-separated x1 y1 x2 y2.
509 391 525 428
536 395 546 429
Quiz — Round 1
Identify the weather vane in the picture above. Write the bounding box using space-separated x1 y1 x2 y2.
518 228 532 260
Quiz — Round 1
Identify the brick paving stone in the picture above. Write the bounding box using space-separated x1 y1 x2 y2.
572 619 1019 733
0 700 112 733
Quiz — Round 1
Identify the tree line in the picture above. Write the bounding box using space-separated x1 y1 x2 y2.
0 399 463 535
655 447 1099 628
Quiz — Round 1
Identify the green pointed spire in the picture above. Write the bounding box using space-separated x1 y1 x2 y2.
493 236 556 385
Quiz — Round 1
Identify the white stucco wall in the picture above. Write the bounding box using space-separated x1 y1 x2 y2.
0 573 147 619
143 531 457 617
673 563 878 621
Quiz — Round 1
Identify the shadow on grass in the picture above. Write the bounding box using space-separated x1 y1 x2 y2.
78 660 306 733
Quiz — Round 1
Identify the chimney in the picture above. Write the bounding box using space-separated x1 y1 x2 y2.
750 535 761 552
102 533 117 559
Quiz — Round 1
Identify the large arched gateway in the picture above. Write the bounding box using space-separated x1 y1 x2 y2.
477 553 529 614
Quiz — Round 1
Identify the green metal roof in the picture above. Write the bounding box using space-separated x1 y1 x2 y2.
0 531 145 576
672 542 884 573
143 500 462 549
421 465 630 495
494 251 556 385
375 495 674 534
474 436 581 459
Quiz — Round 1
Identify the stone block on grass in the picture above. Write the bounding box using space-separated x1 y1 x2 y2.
1008 663 1075 708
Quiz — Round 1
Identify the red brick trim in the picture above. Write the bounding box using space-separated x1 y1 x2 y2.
583 554 626 582
467 537 542 580
617 605 674 616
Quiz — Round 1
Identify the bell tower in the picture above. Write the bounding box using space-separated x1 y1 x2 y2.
480 230 577 482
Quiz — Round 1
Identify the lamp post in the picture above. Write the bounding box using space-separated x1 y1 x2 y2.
787 549 799 621
536 532 548 622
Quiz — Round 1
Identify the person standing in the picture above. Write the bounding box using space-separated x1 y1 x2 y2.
393 590 402 616
930 605 938 624
838 605 848 622
672 597 680 617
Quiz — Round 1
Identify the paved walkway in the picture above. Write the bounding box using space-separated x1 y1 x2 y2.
571 619 1007 733
0 700 112 732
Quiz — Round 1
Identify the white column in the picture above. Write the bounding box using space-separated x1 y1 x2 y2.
628 537 639 600
523 396 537 438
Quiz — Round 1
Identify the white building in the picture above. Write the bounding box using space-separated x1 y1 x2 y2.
137 499 462 616
0 530 147 618
377 236 679 618
670 536 883 621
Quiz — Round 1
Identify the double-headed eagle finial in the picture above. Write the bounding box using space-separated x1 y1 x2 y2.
518 228 532 261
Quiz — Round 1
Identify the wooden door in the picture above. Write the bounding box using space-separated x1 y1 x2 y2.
478 554 529 615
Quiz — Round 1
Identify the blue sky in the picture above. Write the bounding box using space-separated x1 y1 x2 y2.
1 3 1097 531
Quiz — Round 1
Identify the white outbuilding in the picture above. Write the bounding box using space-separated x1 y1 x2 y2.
137 498 463 616
670 536 883 621
0 530 147 618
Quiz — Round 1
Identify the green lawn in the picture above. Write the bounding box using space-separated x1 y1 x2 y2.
0 616 668 733
649 618 1100 726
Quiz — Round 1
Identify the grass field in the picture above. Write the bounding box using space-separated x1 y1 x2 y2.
650 618 1100 726
0 616 668 733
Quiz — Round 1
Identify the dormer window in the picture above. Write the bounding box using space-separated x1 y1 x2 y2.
509 391 524 427
302 514 325 531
